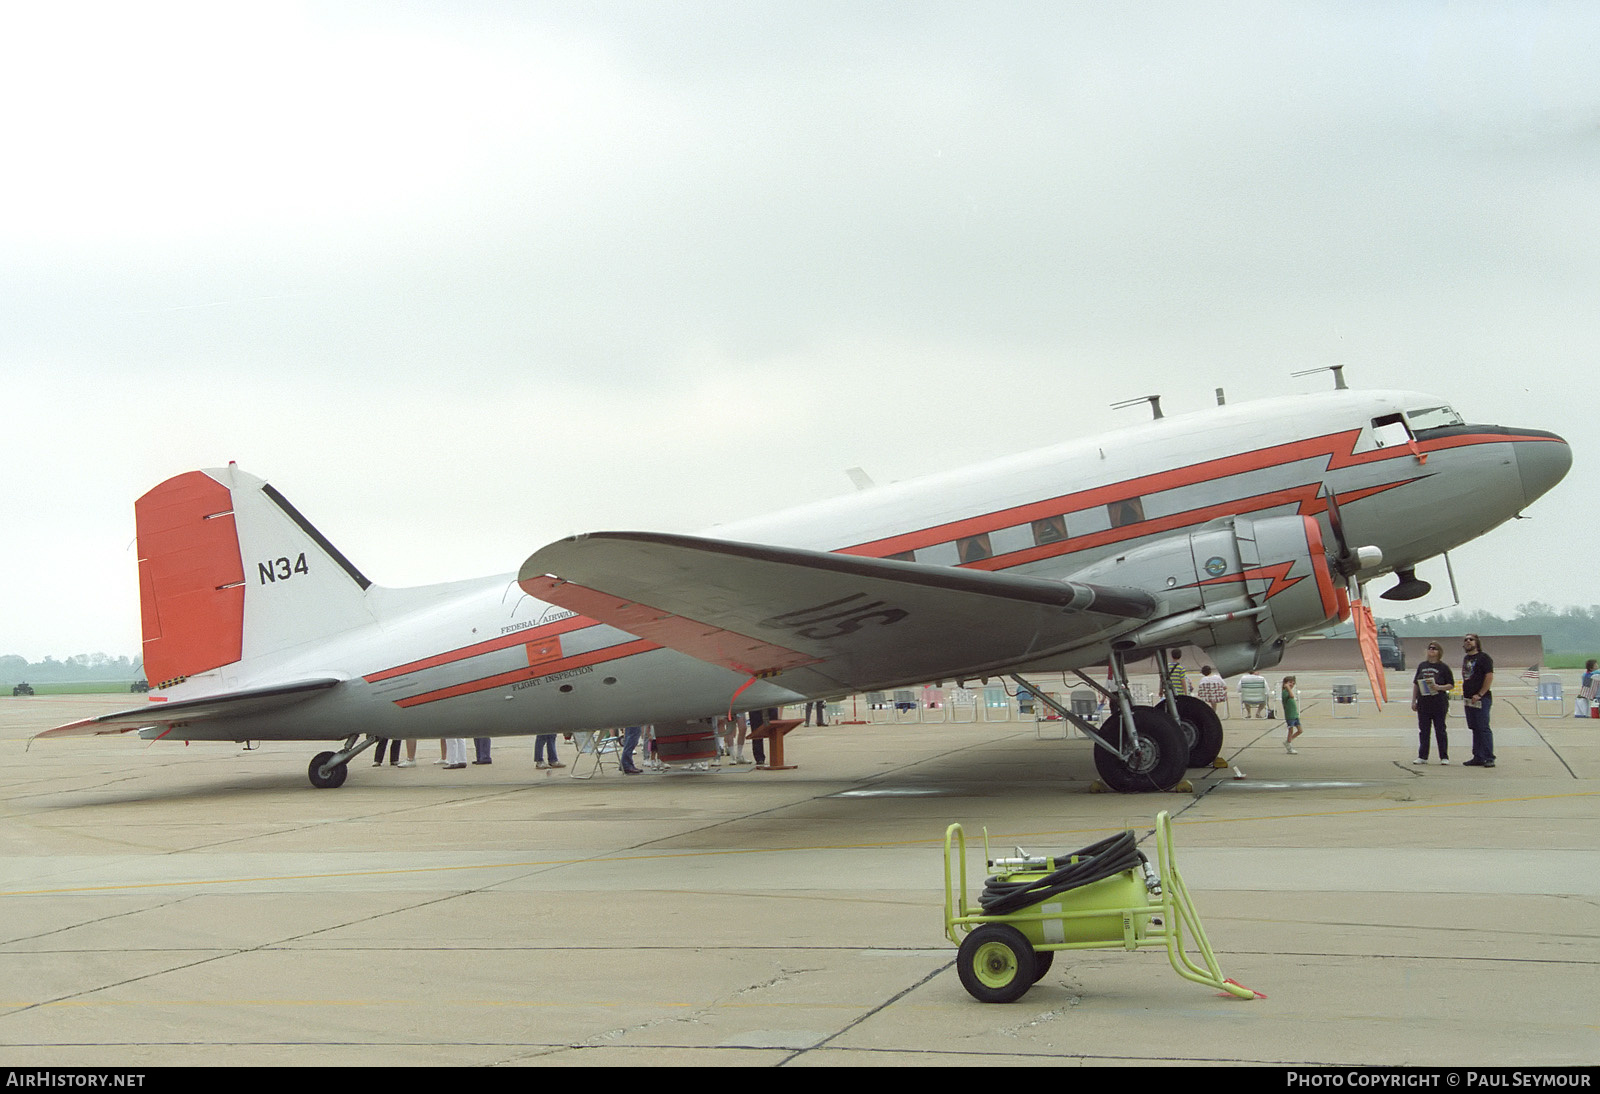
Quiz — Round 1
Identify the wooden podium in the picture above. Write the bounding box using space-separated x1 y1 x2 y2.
749 717 802 771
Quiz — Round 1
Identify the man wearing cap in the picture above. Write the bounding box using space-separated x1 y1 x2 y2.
1460 634 1496 768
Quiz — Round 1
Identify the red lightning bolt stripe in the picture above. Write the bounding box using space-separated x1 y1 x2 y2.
1185 560 1303 599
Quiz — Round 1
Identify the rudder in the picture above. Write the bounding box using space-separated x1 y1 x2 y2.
137 464 376 688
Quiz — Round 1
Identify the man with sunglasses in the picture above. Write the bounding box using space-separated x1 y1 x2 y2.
1461 634 1496 768
1411 642 1453 764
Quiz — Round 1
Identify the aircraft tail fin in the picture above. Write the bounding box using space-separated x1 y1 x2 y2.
137 465 376 688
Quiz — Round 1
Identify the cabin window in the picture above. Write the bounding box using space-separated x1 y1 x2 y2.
1370 413 1414 449
957 534 993 563
914 542 960 566
1031 516 1068 545
885 551 915 562
1108 497 1145 528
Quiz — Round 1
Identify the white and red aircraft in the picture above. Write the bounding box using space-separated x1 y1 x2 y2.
38 383 1570 791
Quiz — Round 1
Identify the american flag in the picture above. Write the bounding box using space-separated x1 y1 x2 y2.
1522 664 1542 684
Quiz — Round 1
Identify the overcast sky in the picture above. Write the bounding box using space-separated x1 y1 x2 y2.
4 1 1595 662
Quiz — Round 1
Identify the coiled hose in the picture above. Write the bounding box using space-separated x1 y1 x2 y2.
979 830 1146 915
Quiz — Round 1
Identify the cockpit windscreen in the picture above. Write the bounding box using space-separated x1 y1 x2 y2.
1405 405 1464 431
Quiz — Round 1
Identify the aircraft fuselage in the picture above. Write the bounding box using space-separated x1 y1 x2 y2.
142 388 1566 743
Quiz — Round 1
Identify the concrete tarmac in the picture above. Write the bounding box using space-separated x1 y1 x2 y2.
2 673 1597 1067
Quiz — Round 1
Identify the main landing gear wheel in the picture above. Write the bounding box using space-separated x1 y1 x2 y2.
1093 707 1188 792
308 751 349 789
957 924 1037 1003
1171 695 1224 768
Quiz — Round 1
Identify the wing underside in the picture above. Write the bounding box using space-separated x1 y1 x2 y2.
519 532 1160 694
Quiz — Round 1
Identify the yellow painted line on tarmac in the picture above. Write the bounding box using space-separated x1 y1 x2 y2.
0 856 604 897
17 998 707 1009
996 788 1600 845
2 789 1593 898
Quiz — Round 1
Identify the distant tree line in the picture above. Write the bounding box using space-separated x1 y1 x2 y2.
1379 602 1600 657
0 653 142 685
4 601 1598 684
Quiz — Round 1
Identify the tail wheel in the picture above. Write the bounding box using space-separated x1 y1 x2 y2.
1171 695 1224 768
1093 707 1189 792
308 751 348 789
957 924 1037 1003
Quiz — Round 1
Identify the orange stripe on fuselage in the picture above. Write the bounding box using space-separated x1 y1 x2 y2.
838 426 1470 565
364 612 597 683
393 637 660 708
838 428 1368 559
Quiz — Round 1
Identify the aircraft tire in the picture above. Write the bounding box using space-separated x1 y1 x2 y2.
957 924 1037 1003
1172 695 1224 768
1093 708 1188 792
308 751 348 789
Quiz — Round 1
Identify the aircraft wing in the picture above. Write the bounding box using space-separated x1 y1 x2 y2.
34 678 343 740
519 533 1159 693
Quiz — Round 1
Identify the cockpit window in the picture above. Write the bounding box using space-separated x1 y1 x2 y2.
1370 413 1413 449
1405 405 1464 431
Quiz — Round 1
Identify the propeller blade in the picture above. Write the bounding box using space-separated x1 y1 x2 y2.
1352 598 1388 709
1325 488 1350 559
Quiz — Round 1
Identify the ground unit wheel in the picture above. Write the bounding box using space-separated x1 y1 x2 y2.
957 924 1037 1003
1031 948 1055 983
1093 707 1189 792
308 751 348 789
1172 695 1224 768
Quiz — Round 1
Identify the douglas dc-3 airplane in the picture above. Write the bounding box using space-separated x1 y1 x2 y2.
38 382 1570 792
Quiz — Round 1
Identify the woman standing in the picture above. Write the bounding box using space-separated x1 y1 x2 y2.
1411 642 1454 764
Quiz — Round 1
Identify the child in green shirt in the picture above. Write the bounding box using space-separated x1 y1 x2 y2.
1281 676 1302 754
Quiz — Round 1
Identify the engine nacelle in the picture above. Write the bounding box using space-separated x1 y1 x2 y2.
1068 514 1346 675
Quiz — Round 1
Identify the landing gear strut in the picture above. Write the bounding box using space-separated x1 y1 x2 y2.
1011 650 1189 792
307 735 377 789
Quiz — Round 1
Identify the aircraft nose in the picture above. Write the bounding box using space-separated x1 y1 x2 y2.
1515 432 1572 506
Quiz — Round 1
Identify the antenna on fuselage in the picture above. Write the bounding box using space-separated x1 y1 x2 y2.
1111 394 1163 419
1292 365 1348 390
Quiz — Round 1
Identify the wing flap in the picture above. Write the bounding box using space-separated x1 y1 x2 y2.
34 678 343 740
519 533 1158 691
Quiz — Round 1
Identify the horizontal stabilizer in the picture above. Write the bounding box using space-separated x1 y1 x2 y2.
34 678 343 741
520 532 1158 692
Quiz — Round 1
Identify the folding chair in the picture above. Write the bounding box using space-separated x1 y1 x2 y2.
868 691 894 725
947 687 978 724
568 729 622 779
1535 675 1564 718
1330 678 1360 718
981 685 1012 722
1070 688 1100 721
1035 691 1069 740
1238 678 1269 719
893 689 920 724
